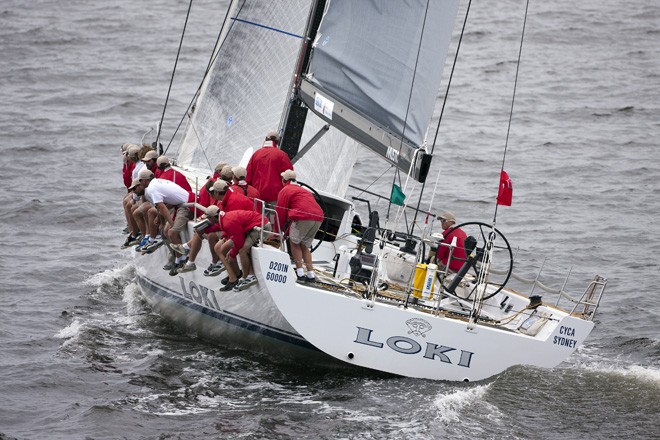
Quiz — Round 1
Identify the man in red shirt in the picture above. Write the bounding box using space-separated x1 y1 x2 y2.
157 157 193 192
231 165 261 206
245 130 293 205
142 150 159 175
210 180 254 212
121 143 136 190
208 180 256 278
215 209 271 291
435 211 467 272
120 143 134 235
154 155 169 178
219 165 234 185
121 144 143 247
195 161 226 212
276 170 324 283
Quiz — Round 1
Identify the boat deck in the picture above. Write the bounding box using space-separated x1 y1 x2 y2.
308 266 507 328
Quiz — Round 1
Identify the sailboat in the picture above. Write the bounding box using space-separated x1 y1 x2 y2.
133 0 607 381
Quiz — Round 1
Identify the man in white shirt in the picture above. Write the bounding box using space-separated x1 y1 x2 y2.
137 169 193 254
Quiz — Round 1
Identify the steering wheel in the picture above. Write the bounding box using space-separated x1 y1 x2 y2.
442 221 514 298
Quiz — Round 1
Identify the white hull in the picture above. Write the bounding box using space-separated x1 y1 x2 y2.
133 235 313 353
254 246 595 382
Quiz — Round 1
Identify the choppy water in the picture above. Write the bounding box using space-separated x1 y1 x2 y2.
1 0 659 439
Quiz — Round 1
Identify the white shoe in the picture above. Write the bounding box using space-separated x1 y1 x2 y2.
233 275 257 291
177 262 196 273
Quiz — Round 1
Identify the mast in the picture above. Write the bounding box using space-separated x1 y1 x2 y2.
280 0 327 160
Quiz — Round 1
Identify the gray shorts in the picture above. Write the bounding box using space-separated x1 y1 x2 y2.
289 220 321 247
171 206 193 232
241 223 272 252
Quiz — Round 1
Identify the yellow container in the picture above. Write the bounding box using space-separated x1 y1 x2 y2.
412 264 427 298
412 263 436 299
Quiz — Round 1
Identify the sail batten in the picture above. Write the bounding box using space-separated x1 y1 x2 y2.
230 17 305 40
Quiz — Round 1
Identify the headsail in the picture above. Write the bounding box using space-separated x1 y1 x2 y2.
176 0 359 196
299 0 460 182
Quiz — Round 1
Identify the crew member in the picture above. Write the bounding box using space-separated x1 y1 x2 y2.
216 209 271 291
245 130 293 206
435 211 467 272
276 169 324 283
139 169 194 254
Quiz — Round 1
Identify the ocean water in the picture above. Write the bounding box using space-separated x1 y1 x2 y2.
1 0 658 439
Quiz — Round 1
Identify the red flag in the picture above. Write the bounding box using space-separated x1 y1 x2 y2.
497 170 513 206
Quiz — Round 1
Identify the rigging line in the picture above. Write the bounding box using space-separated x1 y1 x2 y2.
493 0 529 224
429 0 471 155
410 0 472 235
394 161 418 235
348 184 431 217
352 165 394 201
398 0 431 155
157 0 194 155
188 116 214 172
385 167 401 221
165 0 238 154
388 0 431 222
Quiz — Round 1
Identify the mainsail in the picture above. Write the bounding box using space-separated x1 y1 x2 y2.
300 0 460 182
176 0 359 197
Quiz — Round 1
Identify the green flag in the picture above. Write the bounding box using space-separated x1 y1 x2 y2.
390 184 406 206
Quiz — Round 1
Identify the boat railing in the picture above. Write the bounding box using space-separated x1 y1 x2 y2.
256 198 285 251
354 228 461 293
490 258 608 321
565 275 607 320
182 202 211 228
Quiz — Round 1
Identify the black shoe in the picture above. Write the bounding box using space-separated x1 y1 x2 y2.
221 271 242 285
169 262 183 276
297 275 316 284
121 234 140 249
219 279 239 291
163 261 175 270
